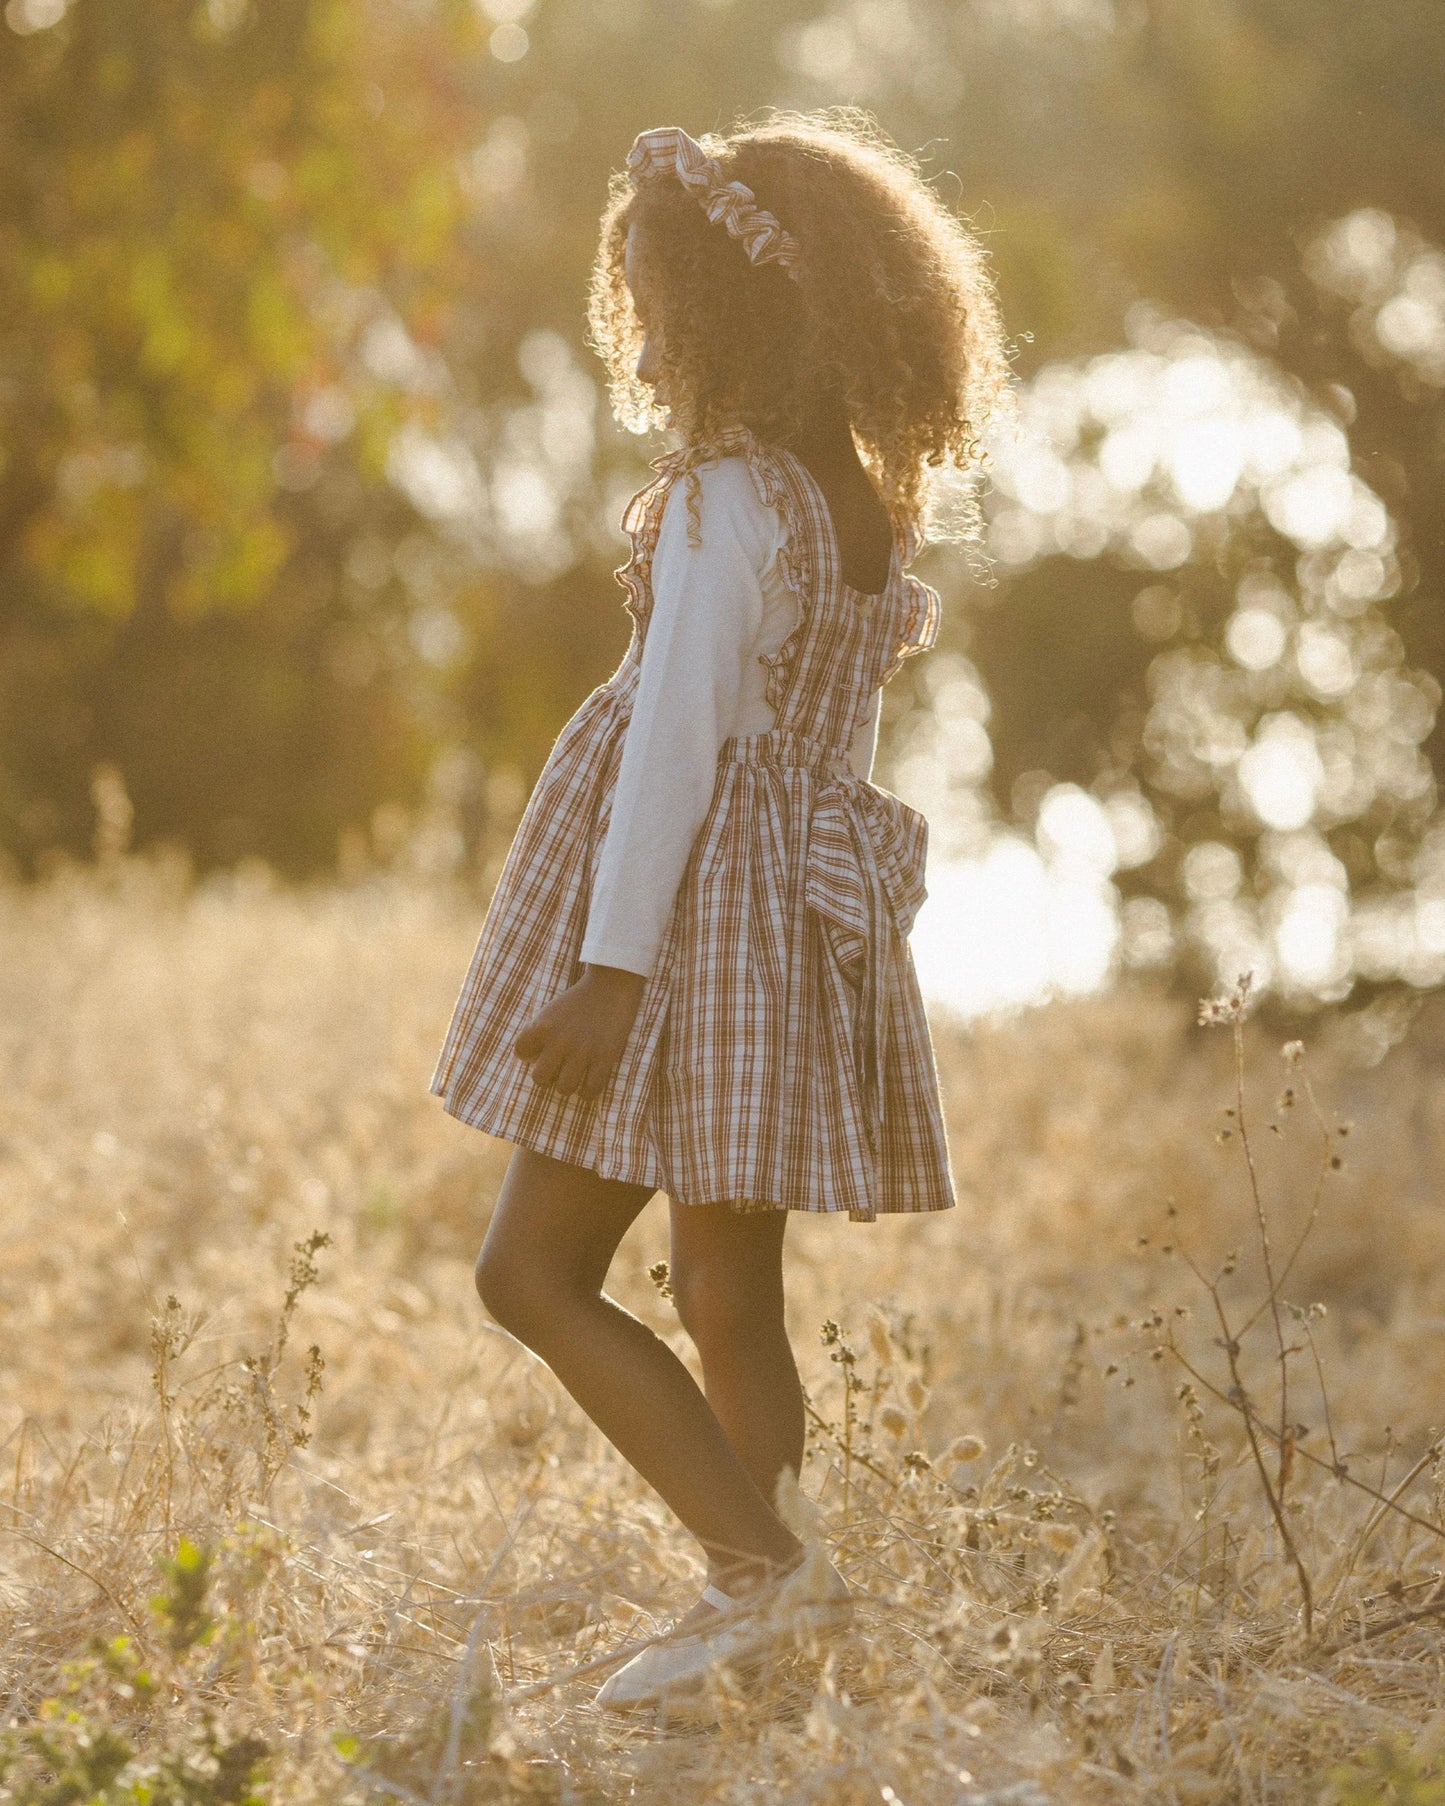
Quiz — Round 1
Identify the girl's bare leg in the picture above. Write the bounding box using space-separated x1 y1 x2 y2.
667 1202 805 1523
475 1147 803 1590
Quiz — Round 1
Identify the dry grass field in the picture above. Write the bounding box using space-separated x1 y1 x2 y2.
3 851 1445 1805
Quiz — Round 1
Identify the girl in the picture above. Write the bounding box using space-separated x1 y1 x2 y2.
430 112 1011 1707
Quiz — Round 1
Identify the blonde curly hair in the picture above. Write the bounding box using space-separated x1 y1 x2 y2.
586 109 1015 540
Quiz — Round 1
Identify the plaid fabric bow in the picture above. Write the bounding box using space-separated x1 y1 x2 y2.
804 775 930 1156
626 125 801 279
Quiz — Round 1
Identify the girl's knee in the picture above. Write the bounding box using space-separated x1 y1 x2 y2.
474 1238 550 1345
671 1254 783 1353
474 1234 600 1349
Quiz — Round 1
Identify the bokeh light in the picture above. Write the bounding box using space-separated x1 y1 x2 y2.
905 277 1441 1014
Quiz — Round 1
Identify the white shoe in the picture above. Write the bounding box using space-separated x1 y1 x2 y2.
593 1550 852 1712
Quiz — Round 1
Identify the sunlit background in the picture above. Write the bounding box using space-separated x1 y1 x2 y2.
909 282 1443 1017
4 0 1443 1025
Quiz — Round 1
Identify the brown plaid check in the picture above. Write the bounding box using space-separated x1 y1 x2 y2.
430 424 956 1221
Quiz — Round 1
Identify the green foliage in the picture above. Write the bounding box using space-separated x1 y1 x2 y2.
2 0 484 626
3 0 1443 951
1 0 491 874
0 1544 271 1806
0 1235 360 1805
150 1540 216 1658
797 0 1445 1000
1327 1737 1445 1805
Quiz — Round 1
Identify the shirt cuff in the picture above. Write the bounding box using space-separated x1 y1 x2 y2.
579 935 657 980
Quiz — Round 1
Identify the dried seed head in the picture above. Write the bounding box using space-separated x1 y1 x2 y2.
946 1434 987 1464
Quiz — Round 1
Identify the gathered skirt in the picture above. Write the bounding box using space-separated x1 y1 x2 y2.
429 677 957 1223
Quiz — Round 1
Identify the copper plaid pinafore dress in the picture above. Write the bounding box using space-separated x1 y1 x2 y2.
430 424 956 1221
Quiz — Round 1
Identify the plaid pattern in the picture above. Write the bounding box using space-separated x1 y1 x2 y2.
429 424 956 1220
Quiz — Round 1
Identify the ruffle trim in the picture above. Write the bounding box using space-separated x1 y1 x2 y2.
762 437 941 718
614 459 679 640
613 426 816 701
613 423 939 726
877 569 941 691
728 434 822 721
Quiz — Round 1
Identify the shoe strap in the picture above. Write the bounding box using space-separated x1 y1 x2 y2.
703 1553 813 1615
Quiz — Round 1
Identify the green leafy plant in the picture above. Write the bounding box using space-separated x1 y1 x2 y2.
1326 1737 1445 1806
0 1537 271 1806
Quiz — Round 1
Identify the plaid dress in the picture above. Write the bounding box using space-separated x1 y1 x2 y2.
429 423 956 1221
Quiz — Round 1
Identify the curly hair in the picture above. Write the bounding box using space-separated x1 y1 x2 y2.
586 108 1016 540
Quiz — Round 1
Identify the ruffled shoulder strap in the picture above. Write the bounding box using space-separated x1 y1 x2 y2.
879 563 941 688
749 432 939 707
716 428 837 717
614 446 692 637
613 427 833 714
613 424 938 711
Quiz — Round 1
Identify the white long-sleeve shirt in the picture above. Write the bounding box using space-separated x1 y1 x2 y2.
580 456 880 979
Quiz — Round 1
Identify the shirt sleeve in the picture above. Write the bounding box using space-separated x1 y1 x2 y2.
580 459 777 979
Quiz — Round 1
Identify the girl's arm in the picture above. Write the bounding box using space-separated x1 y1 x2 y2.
580 459 774 976
513 459 778 1100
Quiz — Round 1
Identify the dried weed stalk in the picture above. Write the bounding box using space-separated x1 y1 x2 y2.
1149 972 1445 1651
5 867 1445 1804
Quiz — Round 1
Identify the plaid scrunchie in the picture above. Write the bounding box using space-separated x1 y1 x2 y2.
626 126 801 281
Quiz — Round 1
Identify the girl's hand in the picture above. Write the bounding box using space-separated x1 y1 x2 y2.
513 965 648 1101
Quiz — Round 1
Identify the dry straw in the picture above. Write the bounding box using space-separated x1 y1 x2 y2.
2 850 1444 1801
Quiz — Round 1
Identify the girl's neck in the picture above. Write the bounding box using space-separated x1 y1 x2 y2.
779 403 863 477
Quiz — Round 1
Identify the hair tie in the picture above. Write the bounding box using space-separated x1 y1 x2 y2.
626 126 801 281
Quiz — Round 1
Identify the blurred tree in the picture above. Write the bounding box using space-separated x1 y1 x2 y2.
773 0 1445 997
0 0 496 871
5 0 1444 1009
0 0 826 876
